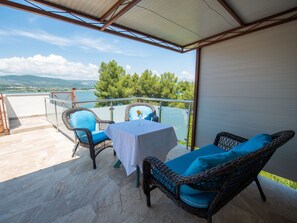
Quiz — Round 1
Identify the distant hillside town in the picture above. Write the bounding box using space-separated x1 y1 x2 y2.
0 75 96 92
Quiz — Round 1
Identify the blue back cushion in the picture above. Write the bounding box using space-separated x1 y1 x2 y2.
181 150 237 195
232 134 272 156
165 144 225 195
166 144 225 174
183 150 237 177
70 111 96 138
144 112 155 121
129 106 153 120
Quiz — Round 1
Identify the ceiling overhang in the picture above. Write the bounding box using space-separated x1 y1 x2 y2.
0 0 297 53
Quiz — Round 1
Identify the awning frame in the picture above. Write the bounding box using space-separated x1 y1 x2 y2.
1 0 297 53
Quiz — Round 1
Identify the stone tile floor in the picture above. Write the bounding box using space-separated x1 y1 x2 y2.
0 128 296 223
9 116 52 134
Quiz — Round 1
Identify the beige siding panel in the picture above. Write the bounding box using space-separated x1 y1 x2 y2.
196 21 297 181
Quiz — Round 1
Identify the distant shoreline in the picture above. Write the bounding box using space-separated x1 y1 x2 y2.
1 88 95 94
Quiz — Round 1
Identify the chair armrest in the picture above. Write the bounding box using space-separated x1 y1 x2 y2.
73 127 93 145
213 132 247 151
97 120 114 130
152 115 159 122
97 120 115 124
143 156 184 185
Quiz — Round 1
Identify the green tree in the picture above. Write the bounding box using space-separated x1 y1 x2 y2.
170 81 194 108
177 81 194 101
131 73 141 97
94 60 131 106
159 72 178 99
94 60 126 100
94 60 194 109
138 70 160 98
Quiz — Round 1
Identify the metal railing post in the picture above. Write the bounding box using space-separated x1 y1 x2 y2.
110 102 114 122
44 98 48 121
158 102 162 123
54 101 59 130
186 103 192 150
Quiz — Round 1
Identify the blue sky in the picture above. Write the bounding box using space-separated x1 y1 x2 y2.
0 5 195 81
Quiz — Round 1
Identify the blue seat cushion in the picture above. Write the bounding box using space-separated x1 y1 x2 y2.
166 144 225 174
80 130 109 144
180 193 216 208
232 134 272 156
70 111 96 138
129 106 153 120
152 144 225 195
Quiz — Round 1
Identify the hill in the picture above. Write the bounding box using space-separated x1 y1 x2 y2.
0 75 96 92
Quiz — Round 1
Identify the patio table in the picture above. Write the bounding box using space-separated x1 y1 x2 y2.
104 120 177 186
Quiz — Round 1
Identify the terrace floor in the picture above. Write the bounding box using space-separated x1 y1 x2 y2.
0 127 297 223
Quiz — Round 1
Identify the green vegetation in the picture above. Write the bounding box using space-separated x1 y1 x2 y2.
94 60 194 107
260 171 297 189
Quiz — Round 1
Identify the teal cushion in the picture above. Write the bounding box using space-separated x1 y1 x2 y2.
180 193 216 208
70 111 96 138
144 112 153 121
129 106 153 120
153 144 225 195
183 150 237 177
166 144 225 174
181 150 237 195
232 134 272 156
80 130 109 144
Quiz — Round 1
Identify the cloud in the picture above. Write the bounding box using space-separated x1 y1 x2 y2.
0 29 142 56
0 54 99 80
180 70 194 81
13 30 71 46
125 64 131 70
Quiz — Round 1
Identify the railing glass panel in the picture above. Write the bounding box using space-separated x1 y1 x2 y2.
160 106 189 143
45 99 57 127
45 97 193 149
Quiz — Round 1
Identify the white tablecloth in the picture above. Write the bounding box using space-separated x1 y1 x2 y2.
104 120 177 176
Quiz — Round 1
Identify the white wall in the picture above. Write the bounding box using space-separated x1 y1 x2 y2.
5 93 49 119
196 21 297 181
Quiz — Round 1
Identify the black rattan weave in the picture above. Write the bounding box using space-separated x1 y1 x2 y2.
143 130 295 223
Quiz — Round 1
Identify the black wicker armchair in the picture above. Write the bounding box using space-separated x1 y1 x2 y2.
125 102 158 122
62 107 114 169
143 130 295 223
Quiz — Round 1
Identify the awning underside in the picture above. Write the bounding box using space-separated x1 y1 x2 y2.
1 0 297 53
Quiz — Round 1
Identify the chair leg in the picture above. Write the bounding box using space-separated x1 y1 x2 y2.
255 177 266 201
92 158 97 169
72 142 79 157
89 147 96 169
113 150 116 156
145 192 151 207
143 176 151 207
207 215 212 223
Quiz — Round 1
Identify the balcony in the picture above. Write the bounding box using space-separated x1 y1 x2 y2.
44 96 194 149
0 94 296 223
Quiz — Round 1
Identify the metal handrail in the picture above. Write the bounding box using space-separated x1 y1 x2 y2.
44 96 194 149
44 97 193 104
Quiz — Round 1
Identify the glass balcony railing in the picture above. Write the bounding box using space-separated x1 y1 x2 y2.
44 97 193 149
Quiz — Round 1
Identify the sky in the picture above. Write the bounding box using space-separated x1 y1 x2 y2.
0 4 196 81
